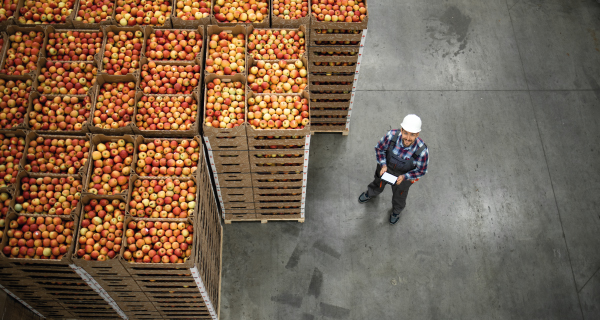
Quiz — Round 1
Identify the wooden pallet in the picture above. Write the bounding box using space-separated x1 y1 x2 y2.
311 130 349 136
224 214 305 224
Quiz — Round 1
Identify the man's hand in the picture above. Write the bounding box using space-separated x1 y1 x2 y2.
395 175 405 185
380 165 387 177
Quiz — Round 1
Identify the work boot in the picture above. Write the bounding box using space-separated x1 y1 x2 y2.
389 211 402 225
358 191 371 203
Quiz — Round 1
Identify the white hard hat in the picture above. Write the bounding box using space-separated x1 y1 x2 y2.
401 114 422 133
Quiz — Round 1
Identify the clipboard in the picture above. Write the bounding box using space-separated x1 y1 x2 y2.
381 172 398 185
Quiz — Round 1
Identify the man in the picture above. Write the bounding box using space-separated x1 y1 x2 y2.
358 114 429 225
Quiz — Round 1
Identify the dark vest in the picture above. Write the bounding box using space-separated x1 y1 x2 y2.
385 130 426 176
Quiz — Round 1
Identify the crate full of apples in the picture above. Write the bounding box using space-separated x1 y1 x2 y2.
172 0 211 28
205 25 247 76
114 0 173 27
134 136 201 178
27 92 93 132
0 212 76 262
100 26 145 76
127 176 199 219
71 196 131 276
203 74 246 130
310 28 362 44
15 0 76 27
247 57 308 94
246 91 310 135
139 59 202 95
212 0 270 27
0 131 26 190
0 78 32 130
1 26 46 76
310 0 368 29
133 94 199 136
85 134 135 196
12 172 82 217
144 27 204 62
89 73 139 135
271 0 310 28
73 0 116 28
23 132 90 176
247 26 307 60
44 27 103 62
36 58 98 96
121 217 195 267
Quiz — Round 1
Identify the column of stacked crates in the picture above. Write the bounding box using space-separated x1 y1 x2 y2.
0 21 223 320
308 2 369 134
202 21 311 223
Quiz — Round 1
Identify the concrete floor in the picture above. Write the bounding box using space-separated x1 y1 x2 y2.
221 0 600 319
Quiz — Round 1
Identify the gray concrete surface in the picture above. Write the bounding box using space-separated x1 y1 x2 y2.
221 0 600 319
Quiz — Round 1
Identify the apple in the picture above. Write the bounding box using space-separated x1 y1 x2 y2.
205 31 245 75
204 78 246 129
102 30 143 75
175 0 211 20
123 220 194 264
1 31 43 75
146 29 203 61
37 61 98 95
135 139 200 177
3 214 74 260
24 136 90 175
311 0 366 22
140 62 201 94
76 198 125 261
248 29 305 60
247 95 309 130
273 0 308 20
92 81 136 129
129 178 197 218
136 95 198 131
14 175 81 216
88 139 134 195
0 134 25 188
17 0 74 25
213 0 269 23
29 95 92 132
45 30 103 61
247 59 307 94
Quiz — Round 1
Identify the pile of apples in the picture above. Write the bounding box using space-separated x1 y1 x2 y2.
2 216 75 260
0 134 25 189
273 0 308 20
17 0 75 24
14 176 82 216
175 0 211 21
29 95 92 132
0 79 31 130
248 29 305 60
140 62 201 94
311 0 366 22
247 94 309 129
115 0 172 26
136 139 200 177
45 31 103 61
136 95 198 131
0 192 10 239
37 61 98 95
76 0 114 24
123 220 194 264
1 31 44 75
204 78 246 129
24 136 90 175
145 29 203 61
88 139 134 195
213 0 268 23
92 81 136 130
102 30 143 75
76 198 125 261
129 178 197 218
205 31 245 75
0 1 17 23
248 60 307 94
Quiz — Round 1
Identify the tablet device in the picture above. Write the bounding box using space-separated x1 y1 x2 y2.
381 172 398 185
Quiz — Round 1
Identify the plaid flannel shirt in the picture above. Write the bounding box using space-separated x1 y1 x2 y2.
375 129 429 181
